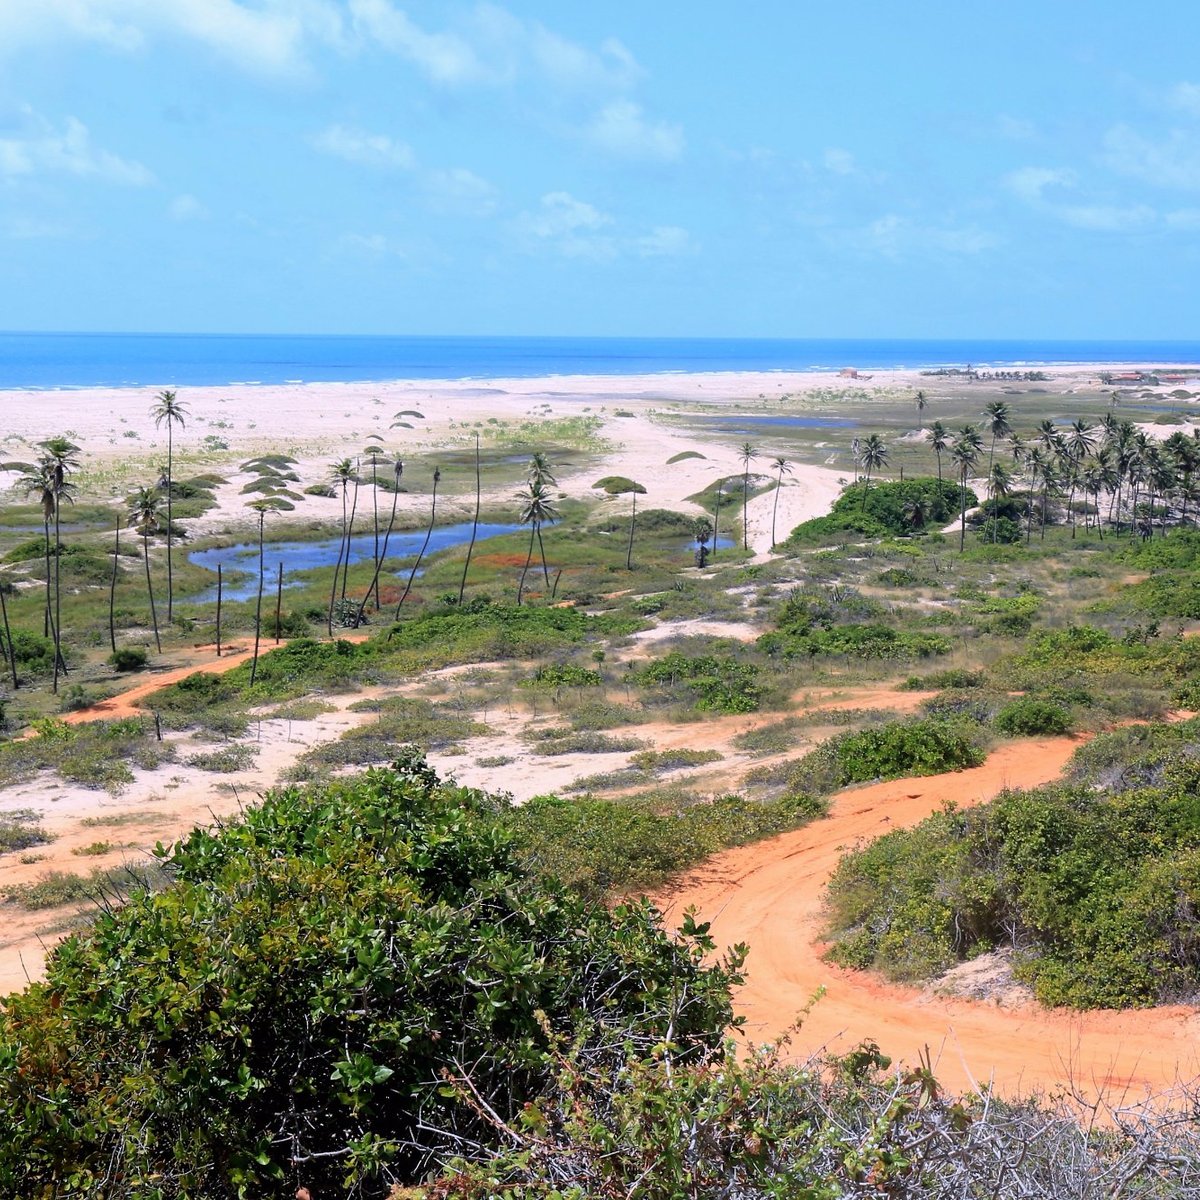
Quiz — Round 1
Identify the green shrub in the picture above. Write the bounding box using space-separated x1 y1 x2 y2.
785 719 985 795
0 810 53 855
633 651 761 713
994 698 1073 736
185 744 258 773
523 663 604 689
109 646 149 672
899 668 985 691
0 756 740 1196
823 770 1200 1008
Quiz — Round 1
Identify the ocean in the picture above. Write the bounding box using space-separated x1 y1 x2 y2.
2 333 1199 391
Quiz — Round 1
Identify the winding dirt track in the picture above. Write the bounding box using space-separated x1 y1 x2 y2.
655 736 1200 1104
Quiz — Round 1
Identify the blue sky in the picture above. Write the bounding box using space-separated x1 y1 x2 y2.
1 1 1198 337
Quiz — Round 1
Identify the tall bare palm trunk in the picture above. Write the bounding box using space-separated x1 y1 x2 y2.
143 532 161 652
109 516 120 654
458 433 481 605
517 523 537 606
395 470 439 617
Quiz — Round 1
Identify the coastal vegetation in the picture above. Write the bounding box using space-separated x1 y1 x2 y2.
8 374 1200 1192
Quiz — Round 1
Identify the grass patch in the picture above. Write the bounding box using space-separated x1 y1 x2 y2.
0 810 53 854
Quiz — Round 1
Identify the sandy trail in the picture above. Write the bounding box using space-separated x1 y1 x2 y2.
654 736 1200 1103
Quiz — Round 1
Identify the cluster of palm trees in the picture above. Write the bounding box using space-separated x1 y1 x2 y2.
922 400 1200 548
1 436 81 692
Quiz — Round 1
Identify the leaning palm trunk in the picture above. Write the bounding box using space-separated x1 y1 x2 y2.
142 532 161 652
165 422 174 621
108 516 120 654
328 486 349 637
536 524 551 583
626 491 637 570
395 471 439 617
249 513 265 686
959 472 968 552
53 502 65 690
0 583 16 690
458 434 481 605
517 523 538 606
355 484 401 627
341 478 361 602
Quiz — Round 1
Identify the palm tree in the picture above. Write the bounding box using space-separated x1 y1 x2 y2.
395 467 441 617
129 486 163 653
327 458 358 636
739 442 757 551
857 434 889 511
986 462 1014 541
0 581 16 690
901 494 930 532
40 436 79 689
246 496 294 685
108 515 121 654
151 391 188 621
982 400 1012 480
951 426 983 551
458 432 482 605
355 456 404 626
361 443 387 610
712 482 724 559
769 456 793 547
1022 447 1049 545
1063 420 1098 539
915 390 927 423
619 480 648 570
528 451 557 488
928 421 949 487
515 479 560 606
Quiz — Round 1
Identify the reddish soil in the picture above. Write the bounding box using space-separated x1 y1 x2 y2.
51 632 372 726
655 735 1200 1104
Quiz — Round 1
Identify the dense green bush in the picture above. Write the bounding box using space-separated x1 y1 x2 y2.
108 646 149 672
523 663 604 688
510 790 822 900
633 651 761 713
781 719 985 796
993 698 1072 736
783 478 972 546
0 755 741 1197
824 740 1200 1007
898 668 985 691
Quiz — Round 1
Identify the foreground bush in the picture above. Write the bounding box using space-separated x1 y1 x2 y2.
439 1033 1200 1199
0 753 741 1198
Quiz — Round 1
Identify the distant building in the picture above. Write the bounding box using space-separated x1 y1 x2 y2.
838 367 859 378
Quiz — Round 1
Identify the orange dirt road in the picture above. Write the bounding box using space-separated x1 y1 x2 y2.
655 735 1200 1104
46 633 373 726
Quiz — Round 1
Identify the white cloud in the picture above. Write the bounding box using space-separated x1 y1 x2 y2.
348 0 481 84
822 148 856 176
1103 123 1200 191
517 191 616 260
422 167 498 216
839 214 996 260
636 225 691 257
1056 203 1156 232
1165 207 1200 229
312 122 497 217
0 109 153 185
516 192 690 262
312 124 416 170
0 0 348 77
1004 165 1075 204
1167 82 1200 119
333 231 401 258
585 100 683 162
169 193 209 221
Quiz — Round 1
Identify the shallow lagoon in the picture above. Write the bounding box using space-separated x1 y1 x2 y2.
187 523 520 602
